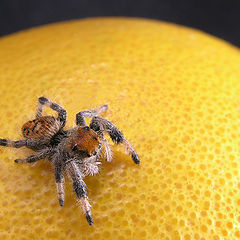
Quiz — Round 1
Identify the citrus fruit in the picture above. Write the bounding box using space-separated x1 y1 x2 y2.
0 18 240 240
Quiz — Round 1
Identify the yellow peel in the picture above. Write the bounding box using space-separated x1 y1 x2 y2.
0 18 240 240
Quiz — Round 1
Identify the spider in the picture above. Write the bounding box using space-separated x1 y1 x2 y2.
0 97 140 225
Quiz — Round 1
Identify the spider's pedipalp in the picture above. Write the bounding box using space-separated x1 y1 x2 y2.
76 104 108 126
81 154 102 177
102 137 113 162
37 97 67 127
66 161 93 225
15 148 53 163
90 116 140 164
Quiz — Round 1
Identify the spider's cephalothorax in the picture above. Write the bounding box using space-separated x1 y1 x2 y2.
0 97 140 225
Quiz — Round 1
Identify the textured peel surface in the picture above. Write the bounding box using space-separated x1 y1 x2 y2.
0 18 240 240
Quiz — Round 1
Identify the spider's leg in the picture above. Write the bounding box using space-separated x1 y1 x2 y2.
53 155 65 206
0 139 27 148
37 97 67 127
90 116 140 164
101 137 113 162
0 138 45 149
36 98 43 118
0 138 49 152
65 161 93 225
15 148 53 163
76 104 108 126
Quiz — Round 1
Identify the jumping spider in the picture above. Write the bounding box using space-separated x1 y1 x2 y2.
0 97 140 225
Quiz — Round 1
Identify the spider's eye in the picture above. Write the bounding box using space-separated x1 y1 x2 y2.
72 143 78 151
83 126 90 131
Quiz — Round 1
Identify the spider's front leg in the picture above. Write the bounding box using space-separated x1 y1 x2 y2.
65 160 93 225
90 116 140 164
76 104 108 126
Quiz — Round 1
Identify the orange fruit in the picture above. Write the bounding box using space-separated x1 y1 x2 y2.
0 18 240 240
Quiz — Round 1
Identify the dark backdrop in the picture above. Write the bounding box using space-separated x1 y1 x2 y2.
0 0 239 47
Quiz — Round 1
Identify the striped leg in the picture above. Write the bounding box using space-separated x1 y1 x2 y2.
0 138 44 149
53 156 65 206
90 116 140 164
36 97 67 127
15 148 53 163
66 161 93 225
76 104 108 126
0 139 27 148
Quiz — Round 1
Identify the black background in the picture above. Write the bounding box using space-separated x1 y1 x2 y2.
0 0 239 47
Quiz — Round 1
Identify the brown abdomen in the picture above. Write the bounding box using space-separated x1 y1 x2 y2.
22 116 60 139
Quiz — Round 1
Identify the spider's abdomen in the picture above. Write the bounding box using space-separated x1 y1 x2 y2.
22 116 61 140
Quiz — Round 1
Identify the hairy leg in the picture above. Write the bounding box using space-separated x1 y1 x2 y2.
0 139 27 148
0 138 46 150
36 97 67 127
14 148 53 163
90 116 140 164
76 104 108 126
65 160 93 225
53 155 65 206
